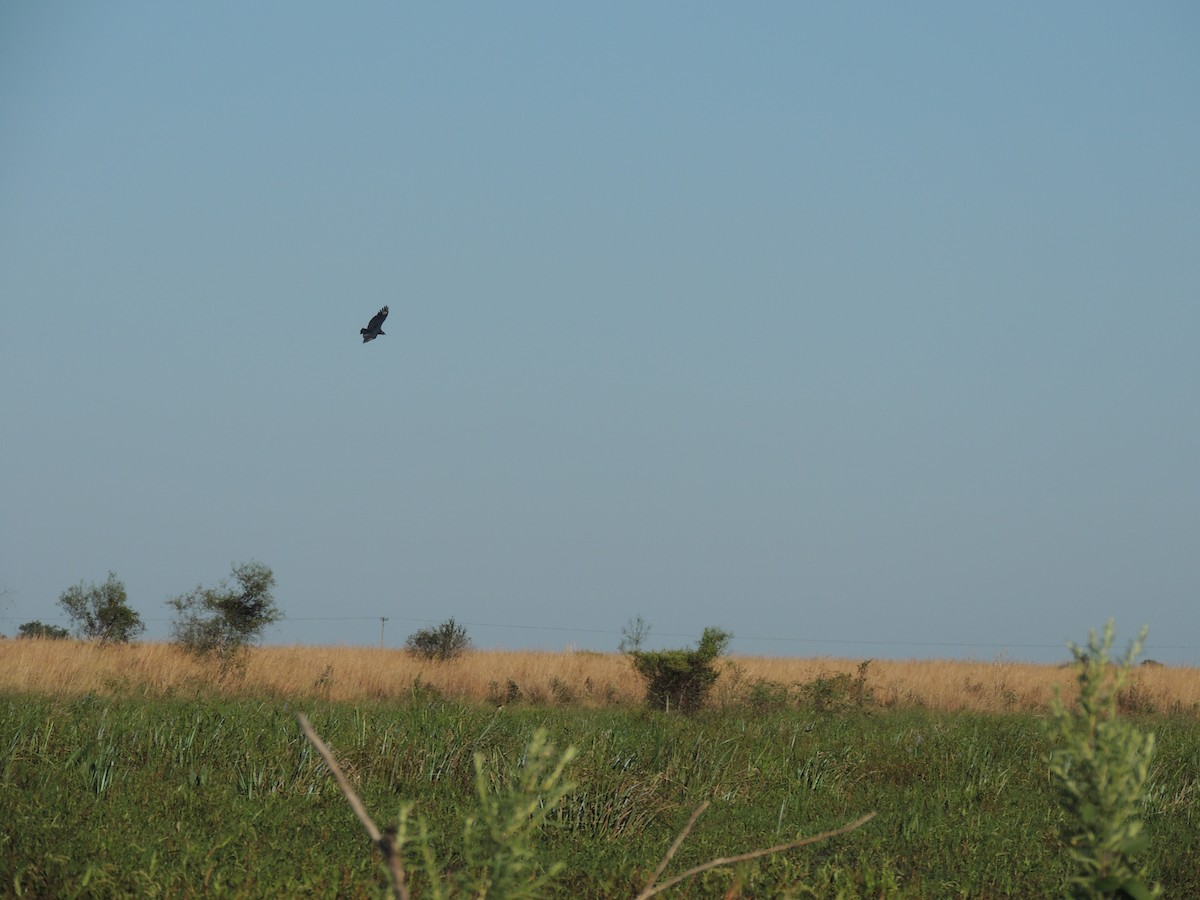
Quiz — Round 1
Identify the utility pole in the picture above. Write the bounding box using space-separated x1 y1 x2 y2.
379 616 389 649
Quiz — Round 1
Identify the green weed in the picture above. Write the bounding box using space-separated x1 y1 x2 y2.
1047 622 1160 899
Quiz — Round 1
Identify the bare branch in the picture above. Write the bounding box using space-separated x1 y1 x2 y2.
637 810 876 899
297 712 409 899
639 801 710 897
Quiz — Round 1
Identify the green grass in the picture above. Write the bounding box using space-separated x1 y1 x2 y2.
2 693 1197 897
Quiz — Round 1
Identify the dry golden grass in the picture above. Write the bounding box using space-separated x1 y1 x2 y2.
3 639 1199 715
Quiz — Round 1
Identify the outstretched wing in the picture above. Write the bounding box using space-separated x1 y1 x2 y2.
360 305 389 342
367 306 388 331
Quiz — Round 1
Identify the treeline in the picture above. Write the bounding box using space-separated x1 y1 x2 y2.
8 561 280 659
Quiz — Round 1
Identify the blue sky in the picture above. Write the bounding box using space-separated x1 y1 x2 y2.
2 3 1197 662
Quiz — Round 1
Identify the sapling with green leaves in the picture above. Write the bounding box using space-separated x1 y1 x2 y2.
390 728 577 898
1047 621 1160 899
627 626 732 713
454 729 578 898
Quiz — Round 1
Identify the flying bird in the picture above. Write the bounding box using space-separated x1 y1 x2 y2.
360 306 388 343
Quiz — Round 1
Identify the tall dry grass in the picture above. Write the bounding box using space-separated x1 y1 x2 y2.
3 639 1199 715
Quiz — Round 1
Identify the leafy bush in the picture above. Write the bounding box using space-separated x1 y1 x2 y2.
57 572 144 643
405 617 472 661
168 561 280 657
800 660 874 712
17 620 71 640
627 626 731 713
1047 621 1160 899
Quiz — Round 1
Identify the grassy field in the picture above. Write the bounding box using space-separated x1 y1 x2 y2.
2 642 1198 897
5 639 1200 714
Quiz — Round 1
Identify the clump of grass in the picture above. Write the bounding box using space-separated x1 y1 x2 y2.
549 677 576 705
486 679 523 707
746 678 791 712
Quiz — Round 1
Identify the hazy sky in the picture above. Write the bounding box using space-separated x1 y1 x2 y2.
2 3 1197 663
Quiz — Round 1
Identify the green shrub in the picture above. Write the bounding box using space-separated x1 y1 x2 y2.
17 620 71 640
799 660 874 712
1047 621 1160 899
435 728 576 897
627 626 731 713
405 617 472 661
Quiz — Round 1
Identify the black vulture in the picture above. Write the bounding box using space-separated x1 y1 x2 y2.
360 306 388 343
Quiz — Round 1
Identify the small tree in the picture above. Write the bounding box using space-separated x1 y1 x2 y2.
57 572 144 643
18 620 71 640
628 626 732 713
1047 621 1160 899
405 617 472 661
168 561 280 656
618 614 652 654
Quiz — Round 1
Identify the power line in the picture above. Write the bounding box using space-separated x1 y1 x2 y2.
3 613 1197 652
274 616 1200 651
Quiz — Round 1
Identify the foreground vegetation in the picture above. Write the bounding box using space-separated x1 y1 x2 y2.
2 690 1198 897
2 633 1196 896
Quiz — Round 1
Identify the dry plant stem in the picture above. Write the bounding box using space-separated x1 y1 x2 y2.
296 712 409 900
636 809 877 900
641 800 711 893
